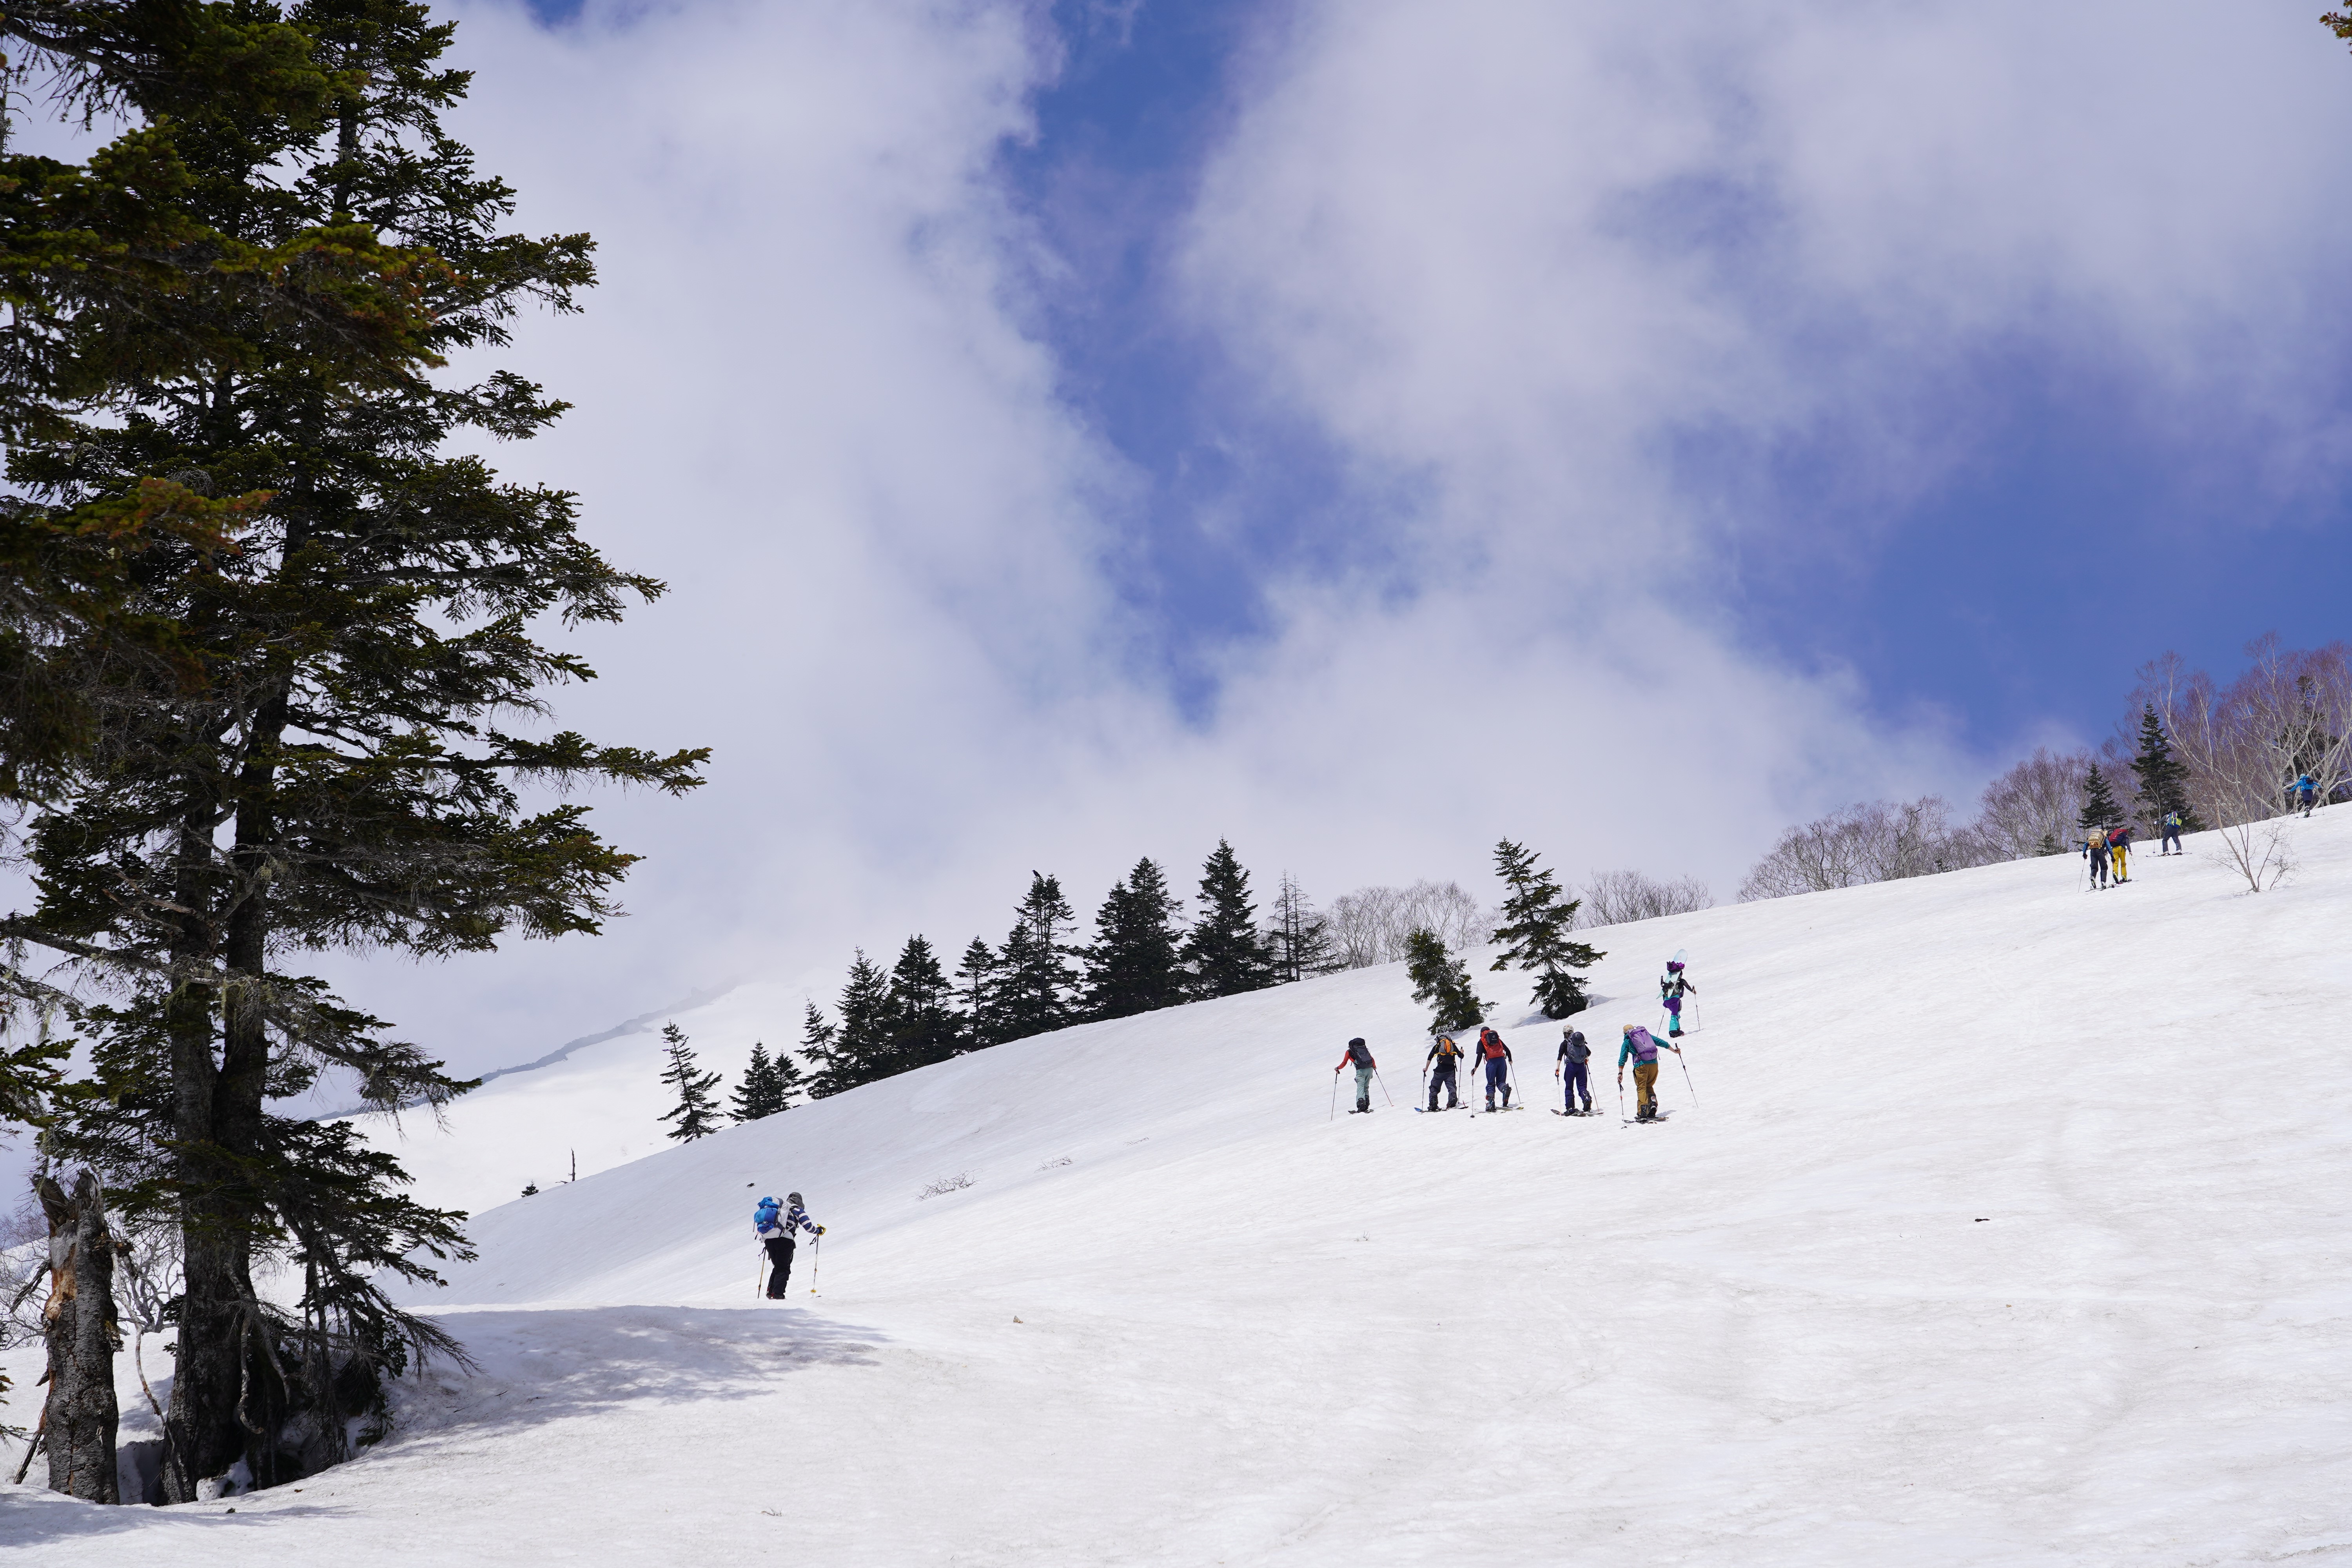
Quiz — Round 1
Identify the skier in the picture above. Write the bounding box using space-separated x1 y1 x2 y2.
1476 1026 1514 1111
1556 1026 1592 1114
1659 960 1698 1039
755 1192 824 1299
2083 828 2109 889
1425 1033 1466 1111
1617 1024 1680 1122
2161 809 2183 856
2107 824 2132 885
1336 1036 1377 1114
2293 773 2318 817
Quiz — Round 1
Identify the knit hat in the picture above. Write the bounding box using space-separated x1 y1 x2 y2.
787 1192 803 1207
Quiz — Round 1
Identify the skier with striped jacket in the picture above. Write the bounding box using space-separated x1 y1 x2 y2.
755 1192 824 1299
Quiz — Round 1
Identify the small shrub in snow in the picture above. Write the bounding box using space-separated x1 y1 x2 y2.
1038 1156 1073 1171
918 1174 973 1200
2207 820 2296 894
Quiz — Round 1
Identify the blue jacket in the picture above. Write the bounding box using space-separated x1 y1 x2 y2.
1619 1028 1668 1067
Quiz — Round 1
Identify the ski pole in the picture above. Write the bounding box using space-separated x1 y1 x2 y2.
1617 1075 1626 1123
1330 1071 1340 1121
809 1234 820 1294
1374 1067 1394 1107
1677 1046 1697 1105
754 1247 763 1300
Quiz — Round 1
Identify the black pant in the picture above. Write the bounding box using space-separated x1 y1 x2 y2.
1428 1062 1458 1109
764 1235 796 1297
2162 826 2181 853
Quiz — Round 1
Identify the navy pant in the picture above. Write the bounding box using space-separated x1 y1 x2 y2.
1563 1061 1590 1111
2162 826 2181 852
764 1235 796 1297
1428 1062 1458 1109
1484 1056 1510 1103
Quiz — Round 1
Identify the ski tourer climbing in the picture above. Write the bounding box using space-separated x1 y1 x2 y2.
1337 1037 1377 1114
2083 828 2109 889
1556 1026 1592 1114
2107 824 2132 885
1425 1033 1466 1111
1618 1024 1679 1122
755 1192 824 1299
2161 809 2183 856
1476 1026 1514 1111
1659 960 1698 1038
2294 773 2318 817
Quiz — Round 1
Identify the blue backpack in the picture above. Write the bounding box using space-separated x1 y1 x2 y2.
753 1196 780 1231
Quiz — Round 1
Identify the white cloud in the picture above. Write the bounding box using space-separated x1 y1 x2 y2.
301 0 2352 1079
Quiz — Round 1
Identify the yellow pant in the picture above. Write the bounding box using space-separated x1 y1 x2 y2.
2111 844 2127 880
1634 1060 1659 1114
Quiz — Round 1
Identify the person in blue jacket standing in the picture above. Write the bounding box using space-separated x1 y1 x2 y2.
755 1192 824 1299
2294 773 2319 817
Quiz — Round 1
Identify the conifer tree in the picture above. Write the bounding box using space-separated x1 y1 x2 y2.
1082 857 1185 1020
1488 840 1604 1019
1181 840 1274 1000
1265 873 1340 984
797 1001 838 1091
2078 764 2122 830
808 951 892 1098
2036 830 2063 857
953 938 1000 1048
657 1024 722 1143
2128 704 2198 831
1 0 704 1495
729 1042 797 1122
995 874 1079 1041
1405 928 1488 1033
884 935 962 1074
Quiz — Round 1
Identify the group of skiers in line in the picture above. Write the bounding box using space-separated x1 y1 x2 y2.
1335 961 1696 1124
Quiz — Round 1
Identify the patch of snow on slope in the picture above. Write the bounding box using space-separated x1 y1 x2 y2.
7 813 2351 1565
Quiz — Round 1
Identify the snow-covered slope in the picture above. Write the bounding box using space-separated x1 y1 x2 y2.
9 813 2352 1565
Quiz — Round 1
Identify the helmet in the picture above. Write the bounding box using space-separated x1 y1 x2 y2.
787 1192 804 1207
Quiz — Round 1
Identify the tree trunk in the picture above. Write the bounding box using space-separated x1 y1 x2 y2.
161 815 242 1503
35 1170 120 1504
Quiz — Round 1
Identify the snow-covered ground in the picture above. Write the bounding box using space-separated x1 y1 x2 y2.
7 811 2352 1565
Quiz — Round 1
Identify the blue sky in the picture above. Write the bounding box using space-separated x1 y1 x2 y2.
503 0 2352 751
1000 0 2352 749
224 0 2352 1069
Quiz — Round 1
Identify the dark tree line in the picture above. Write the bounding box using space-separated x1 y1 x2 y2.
799 840 1336 1099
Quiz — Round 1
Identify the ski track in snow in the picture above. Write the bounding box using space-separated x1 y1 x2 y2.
7 813 2352 1564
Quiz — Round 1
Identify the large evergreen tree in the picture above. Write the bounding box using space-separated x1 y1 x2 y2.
952 938 999 1048
2127 704 2198 832
796 1002 838 1087
1081 857 1185 1020
808 951 891 1098
994 873 1078 1041
1488 840 1604 1019
2078 763 2122 830
1180 839 1273 1000
1265 873 1339 984
882 935 962 1074
729 1042 798 1122
1405 928 1487 1034
656 1024 722 1143
0 0 704 1496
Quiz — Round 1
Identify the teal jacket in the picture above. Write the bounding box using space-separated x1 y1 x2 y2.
1619 1028 1672 1068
